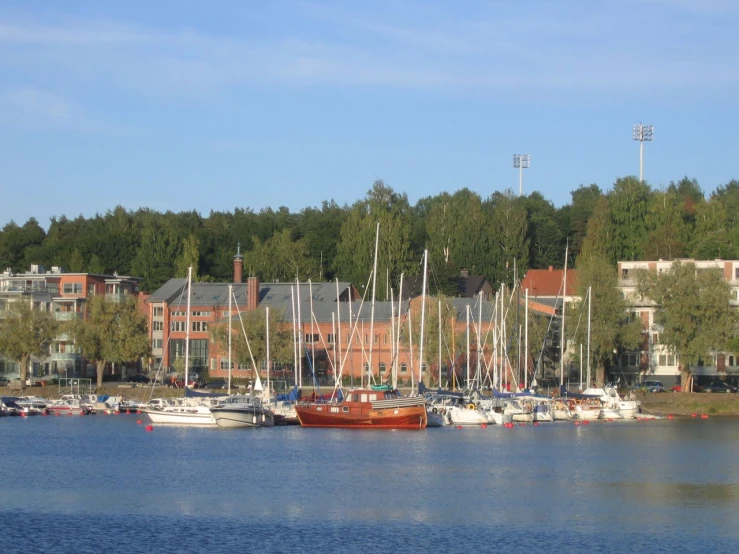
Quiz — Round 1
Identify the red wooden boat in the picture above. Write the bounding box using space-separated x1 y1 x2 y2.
295 387 427 430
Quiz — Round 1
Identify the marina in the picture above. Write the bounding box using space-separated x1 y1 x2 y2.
1 413 738 553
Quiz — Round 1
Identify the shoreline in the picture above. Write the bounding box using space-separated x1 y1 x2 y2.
4 386 739 417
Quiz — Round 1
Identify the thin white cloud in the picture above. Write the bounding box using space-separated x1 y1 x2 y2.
2 87 74 122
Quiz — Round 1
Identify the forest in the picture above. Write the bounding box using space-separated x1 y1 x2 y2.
1 175 738 296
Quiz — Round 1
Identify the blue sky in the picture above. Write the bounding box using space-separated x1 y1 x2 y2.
1 0 737 229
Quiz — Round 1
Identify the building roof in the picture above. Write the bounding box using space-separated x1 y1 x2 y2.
521 267 579 297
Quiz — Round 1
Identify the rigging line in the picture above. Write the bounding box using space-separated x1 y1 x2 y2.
531 278 565 382
232 288 259 380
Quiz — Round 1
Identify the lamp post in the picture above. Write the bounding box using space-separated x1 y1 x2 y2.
513 154 530 196
632 123 653 182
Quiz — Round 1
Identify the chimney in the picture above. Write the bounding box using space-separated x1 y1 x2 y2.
548 266 553 272
247 275 260 310
233 243 244 284
459 268 469 279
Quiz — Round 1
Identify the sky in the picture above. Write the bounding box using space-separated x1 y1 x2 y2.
1 0 738 229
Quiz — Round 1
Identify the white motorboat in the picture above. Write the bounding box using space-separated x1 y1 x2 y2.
505 399 535 422
444 404 489 426
210 395 274 428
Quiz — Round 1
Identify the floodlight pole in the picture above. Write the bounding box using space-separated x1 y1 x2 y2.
632 123 653 182
513 154 530 196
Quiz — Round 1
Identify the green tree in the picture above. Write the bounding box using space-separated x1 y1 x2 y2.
68 295 150 389
637 262 737 391
608 176 652 261
333 181 413 300
0 300 59 390
209 307 293 377
643 188 687 260
525 192 564 269
483 190 528 286
249 228 318 282
174 234 201 279
564 184 603 258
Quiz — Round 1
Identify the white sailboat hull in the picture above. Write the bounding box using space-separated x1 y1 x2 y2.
142 408 215 426
445 406 488 425
211 408 274 428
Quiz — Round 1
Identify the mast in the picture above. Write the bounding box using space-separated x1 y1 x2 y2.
228 283 232 395
266 306 270 399
438 299 442 388
296 279 303 389
336 278 342 379
524 287 529 390
465 304 470 389
290 285 298 387
477 293 482 389
587 285 592 388
184 266 192 392
390 287 396 387
309 279 315 387
368 222 380 387
394 274 404 390
348 296 354 388
560 243 569 387
331 312 337 387
418 249 428 392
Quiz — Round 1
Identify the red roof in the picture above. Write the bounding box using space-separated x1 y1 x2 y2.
521 267 579 297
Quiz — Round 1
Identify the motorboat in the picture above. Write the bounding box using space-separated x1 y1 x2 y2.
140 397 217 426
210 395 275 428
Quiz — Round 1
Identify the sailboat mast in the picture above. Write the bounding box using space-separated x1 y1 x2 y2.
524 287 529 390
438 299 442 388
296 279 303 389
228 283 232 395
184 266 192 392
587 285 592 388
266 306 270 398
336 279 342 379
560 244 569 387
465 304 470 389
368 222 380 387
477 293 482 389
290 285 298 387
394 273 404 390
418 249 428 392
309 279 315 386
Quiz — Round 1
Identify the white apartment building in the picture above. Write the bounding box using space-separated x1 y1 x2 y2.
618 259 739 386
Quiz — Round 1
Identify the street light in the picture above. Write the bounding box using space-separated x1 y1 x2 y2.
513 154 530 196
632 123 653 182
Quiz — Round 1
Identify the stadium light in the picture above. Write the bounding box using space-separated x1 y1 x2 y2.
632 123 653 182
513 154 530 196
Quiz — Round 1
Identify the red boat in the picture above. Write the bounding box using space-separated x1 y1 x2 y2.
295 387 427 430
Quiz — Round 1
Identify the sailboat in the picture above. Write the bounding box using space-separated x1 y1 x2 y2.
295 224 427 430
142 267 217 426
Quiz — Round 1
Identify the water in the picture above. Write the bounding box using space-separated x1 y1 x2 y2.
1 415 738 553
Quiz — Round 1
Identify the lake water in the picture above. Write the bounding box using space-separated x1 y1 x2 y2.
1 415 738 553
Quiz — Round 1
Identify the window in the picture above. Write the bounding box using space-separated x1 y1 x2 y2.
192 311 211 317
400 363 408 373
172 310 186 317
63 283 83 294
659 354 666 367
364 334 368 345
305 333 319 344
730 355 735 367
87 283 96 296
152 339 163 349
327 334 335 344
735 267 739 279
171 321 186 332
383 334 388 345
621 268 629 279
192 321 208 332
220 360 234 370
153 307 164 317
153 321 163 331
374 334 379 345
379 362 387 374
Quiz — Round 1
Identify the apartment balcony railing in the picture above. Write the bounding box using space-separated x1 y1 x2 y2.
54 312 81 320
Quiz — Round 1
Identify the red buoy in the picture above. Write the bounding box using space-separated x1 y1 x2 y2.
574 421 581 426
145 425 154 432
691 413 697 418
456 425 463 430
136 419 143 425
480 423 488 429
668 414 673 420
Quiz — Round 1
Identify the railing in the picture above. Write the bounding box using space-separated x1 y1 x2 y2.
54 312 81 320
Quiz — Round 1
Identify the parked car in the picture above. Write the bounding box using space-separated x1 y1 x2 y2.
0 376 9 387
702 381 738 393
204 379 228 390
643 380 665 393
126 374 151 384
671 383 703 393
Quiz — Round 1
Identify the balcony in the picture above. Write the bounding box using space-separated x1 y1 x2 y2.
54 311 81 321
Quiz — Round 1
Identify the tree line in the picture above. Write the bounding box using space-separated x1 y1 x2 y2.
2 175 738 296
